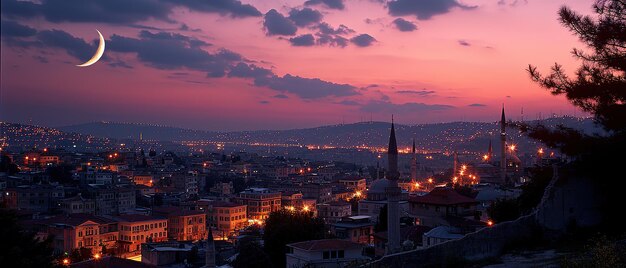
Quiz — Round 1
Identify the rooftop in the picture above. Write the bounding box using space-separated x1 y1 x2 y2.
409 187 478 206
288 239 363 251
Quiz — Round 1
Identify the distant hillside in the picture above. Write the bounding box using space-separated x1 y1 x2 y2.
59 121 216 141
58 117 599 153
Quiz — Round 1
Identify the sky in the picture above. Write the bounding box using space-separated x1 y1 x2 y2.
0 0 594 131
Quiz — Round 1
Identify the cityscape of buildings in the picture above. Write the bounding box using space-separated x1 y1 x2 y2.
0 108 566 267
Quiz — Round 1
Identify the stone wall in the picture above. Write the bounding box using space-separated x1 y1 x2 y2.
371 169 604 267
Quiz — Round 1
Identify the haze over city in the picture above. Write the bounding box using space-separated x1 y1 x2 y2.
1 0 591 130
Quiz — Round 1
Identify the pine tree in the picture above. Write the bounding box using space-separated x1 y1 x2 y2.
525 0 626 231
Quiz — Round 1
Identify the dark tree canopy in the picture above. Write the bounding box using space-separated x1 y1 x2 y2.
525 0 626 231
528 0 626 135
0 210 55 267
263 210 325 268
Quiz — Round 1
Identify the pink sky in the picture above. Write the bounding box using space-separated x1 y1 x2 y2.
0 0 593 130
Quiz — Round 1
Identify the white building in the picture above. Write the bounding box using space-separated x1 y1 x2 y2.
286 239 369 268
422 226 464 247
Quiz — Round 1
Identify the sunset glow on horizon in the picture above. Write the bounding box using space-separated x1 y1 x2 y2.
0 0 592 130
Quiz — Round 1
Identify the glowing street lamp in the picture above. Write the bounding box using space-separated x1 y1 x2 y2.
509 144 516 151
303 205 310 212
62 258 70 266
354 191 362 198
94 253 101 260
487 220 494 227
428 178 433 184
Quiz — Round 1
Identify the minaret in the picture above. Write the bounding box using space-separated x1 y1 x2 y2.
487 140 493 161
500 105 507 184
410 139 417 181
205 229 215 268
385 117 401 254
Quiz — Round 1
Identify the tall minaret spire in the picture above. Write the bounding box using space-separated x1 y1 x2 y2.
500 105 507 184
385 117 401 254
487 140 493 161
205 229 215 268
410 138 417 181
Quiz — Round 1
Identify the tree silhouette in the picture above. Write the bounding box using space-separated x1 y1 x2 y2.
526 0 625 230
263 210 325 267
0 210 55 267
526 0 625 152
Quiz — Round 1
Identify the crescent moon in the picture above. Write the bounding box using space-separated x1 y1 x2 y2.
76 29 105 67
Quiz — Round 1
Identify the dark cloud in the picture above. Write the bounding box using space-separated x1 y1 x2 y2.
0 0 42 18
228 62 273 78
289 34 316 46
350 34 376 47
458 40 471 46
393 18 417 32
164 0 261 18
361 84 379 90
0 0 260 25
396 89 436 96
108 60 133 69
387 0 475 20
468 103 487 107
314 23 353 47
36 30 97 62
288 8 323 27
254 74 359 99
498 0 528 6
361 100 454 113
264 9 298 36
259 100 270 104
304 0 345 10
335 100 360 106
317 23 354 35
273 94 289 99
0 20 37 37
316 34 348 47
33 55 49 63
108 30 241 77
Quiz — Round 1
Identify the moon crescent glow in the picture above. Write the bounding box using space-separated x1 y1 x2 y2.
76 29 105 67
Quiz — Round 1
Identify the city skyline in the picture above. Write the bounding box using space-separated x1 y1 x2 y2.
1 0 591 130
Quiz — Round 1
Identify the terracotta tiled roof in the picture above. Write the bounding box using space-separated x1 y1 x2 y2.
288 239 363 251
409 187 477 205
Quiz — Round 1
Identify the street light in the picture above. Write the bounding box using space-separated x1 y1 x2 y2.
62 258 70 266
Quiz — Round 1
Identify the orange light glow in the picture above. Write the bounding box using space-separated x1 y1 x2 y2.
94 253 101 260
428 178 433 184
487 220 494 226
63 258 70 265
483 154 489 161
303 205 310 212
109 154 113 158
509 144 516 151
538 148 544 154
43 148 48 152
355 191 362 197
